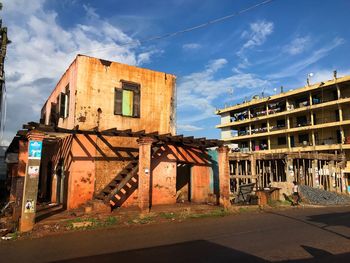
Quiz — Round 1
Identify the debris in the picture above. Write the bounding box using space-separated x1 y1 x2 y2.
1 235 12 240
0 201 14 216
300 185 350 206
71 221 93 228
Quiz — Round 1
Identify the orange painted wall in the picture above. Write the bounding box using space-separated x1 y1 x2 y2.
75 55 176 134
151 160 177 205
191 165 211 203
41 55 176 135
41 59 78 129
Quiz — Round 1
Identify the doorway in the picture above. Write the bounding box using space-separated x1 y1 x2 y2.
176 163 192 202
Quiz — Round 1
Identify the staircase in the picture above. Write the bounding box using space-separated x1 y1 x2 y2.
95 157 139 208
94 146 162 208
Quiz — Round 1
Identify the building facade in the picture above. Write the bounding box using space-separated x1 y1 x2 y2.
41 54 176 135
216 74 350 189
6 55 225 232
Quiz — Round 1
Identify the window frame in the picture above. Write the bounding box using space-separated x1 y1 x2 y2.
114 81 141 118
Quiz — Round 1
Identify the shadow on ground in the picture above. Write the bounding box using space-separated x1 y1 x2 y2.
307 211 350 229
51 240 350 263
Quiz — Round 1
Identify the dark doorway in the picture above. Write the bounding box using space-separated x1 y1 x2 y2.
45 161 53 202
176 163 191 202
56 159 64 204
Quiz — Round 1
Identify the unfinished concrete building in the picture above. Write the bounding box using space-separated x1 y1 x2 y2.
216 74 350 196
6 55 226 232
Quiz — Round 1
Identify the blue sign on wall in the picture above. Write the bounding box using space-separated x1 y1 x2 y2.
28 140 43 159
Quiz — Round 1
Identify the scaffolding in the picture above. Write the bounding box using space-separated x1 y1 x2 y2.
229 152 347 194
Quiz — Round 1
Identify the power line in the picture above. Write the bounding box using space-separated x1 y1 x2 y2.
75 0 275 55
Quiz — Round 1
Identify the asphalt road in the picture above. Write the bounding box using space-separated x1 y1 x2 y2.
1 206 350 262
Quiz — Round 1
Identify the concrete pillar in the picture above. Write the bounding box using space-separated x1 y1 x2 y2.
287 133 291 149
285 157 295 183
340 127 345 144
312 159 319 188
309 91 313 106
336 84 341 99
218 146 230 208
311 131 316 146
338 105 343 122
250 154 257 185
12 139 28 222
329 161 335 192
19 131 45 232
137 137 154 213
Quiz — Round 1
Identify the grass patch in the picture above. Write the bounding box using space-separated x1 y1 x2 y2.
128 214 155 225
188 209 230 219
66 216 118 230
159 212 177 220
268 200 292 207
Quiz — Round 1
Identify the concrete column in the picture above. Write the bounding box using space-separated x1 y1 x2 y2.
267 136 271 150
19 131 45 232
137 137 154 212
336 84 341 99
311 131 316 146
312 159 319 188
340 127 345 144
309 91 313 106
287 133 291 149
218 146 230 208
250 154 257 185
338 106 343 122
12 139 28 222
329 161 335 192
286 157 295 183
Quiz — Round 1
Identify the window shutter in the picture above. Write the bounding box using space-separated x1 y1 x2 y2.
114 88 122 115
59 92 65 118
50 102 58 126
133 88 140 118
65 91 70 118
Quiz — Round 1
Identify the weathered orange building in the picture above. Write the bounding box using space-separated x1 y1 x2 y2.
6 55 227 232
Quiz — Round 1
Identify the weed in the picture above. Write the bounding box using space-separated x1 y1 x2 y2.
66 216 118 230
159 212 177 219
188 209 230 219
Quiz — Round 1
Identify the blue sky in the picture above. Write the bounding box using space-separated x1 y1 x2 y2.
2 0 350 144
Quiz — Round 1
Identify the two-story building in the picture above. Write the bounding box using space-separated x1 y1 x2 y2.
6 55 226 232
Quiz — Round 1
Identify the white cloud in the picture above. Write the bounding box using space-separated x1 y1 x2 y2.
177 59 270 127
238 20 274 54
182 43 201 50
1 0 160 145
177 124 203 132
235 20 274 69
284 36 311 55
268 37 345 79
307 68 350 84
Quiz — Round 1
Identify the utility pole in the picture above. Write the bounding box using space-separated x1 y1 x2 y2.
0 2 10 140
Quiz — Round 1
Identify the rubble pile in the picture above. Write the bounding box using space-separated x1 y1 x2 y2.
300 185 350 205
